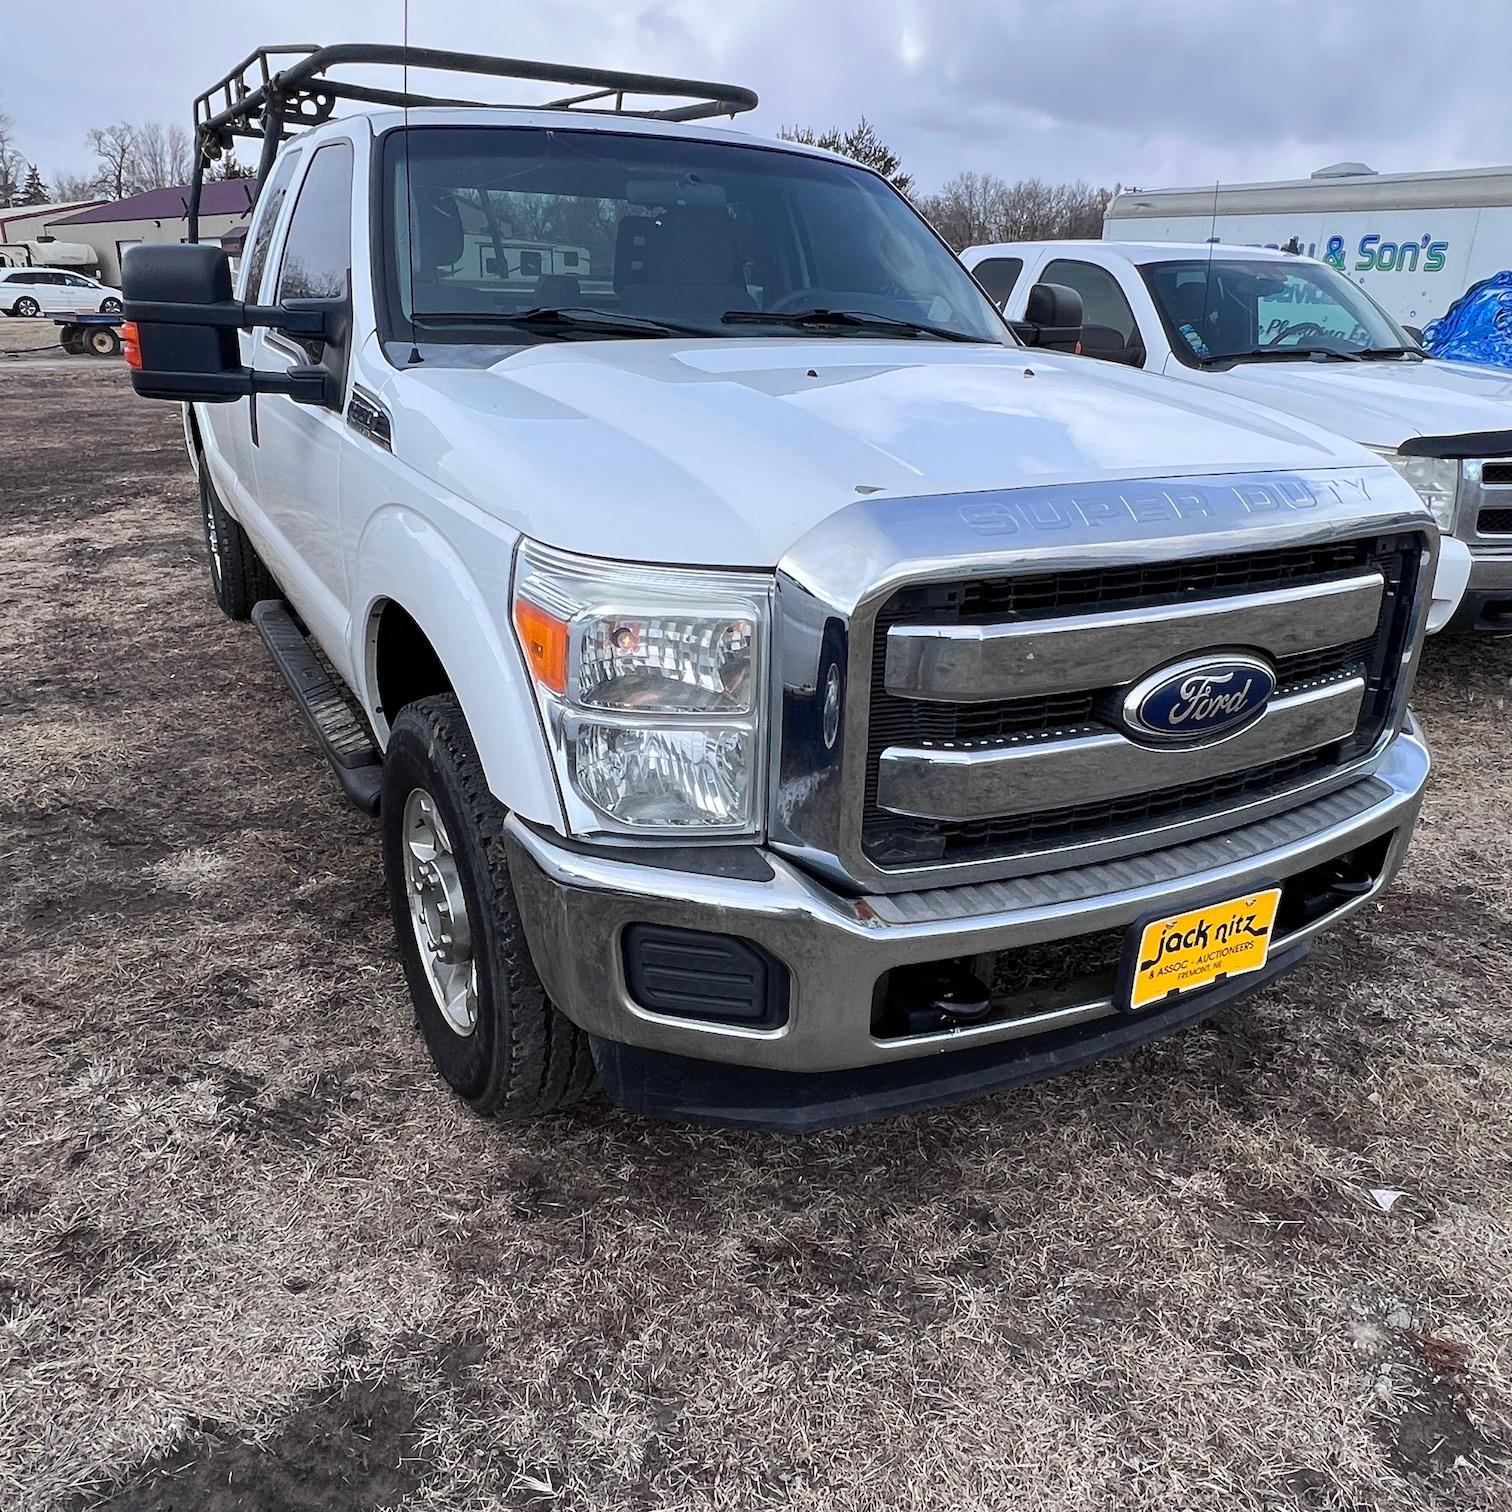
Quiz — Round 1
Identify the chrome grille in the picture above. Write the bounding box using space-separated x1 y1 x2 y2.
1465 458 1512 541
862 533 1422 870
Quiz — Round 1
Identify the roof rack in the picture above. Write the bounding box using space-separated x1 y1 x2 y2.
187 42 760 239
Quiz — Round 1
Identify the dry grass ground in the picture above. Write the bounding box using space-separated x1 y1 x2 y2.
1 360 1511 1512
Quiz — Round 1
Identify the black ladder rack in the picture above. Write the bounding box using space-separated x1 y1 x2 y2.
188 42 759 239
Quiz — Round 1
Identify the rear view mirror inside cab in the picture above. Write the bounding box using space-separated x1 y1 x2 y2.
624 178 728 209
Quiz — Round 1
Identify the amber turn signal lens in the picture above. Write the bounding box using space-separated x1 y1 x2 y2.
514 598 569 694
121 320 142 370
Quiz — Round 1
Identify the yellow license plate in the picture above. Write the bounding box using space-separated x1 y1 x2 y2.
1126 888 1282 1012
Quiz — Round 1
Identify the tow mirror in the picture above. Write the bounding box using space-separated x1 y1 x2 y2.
121 243 343 407
1011 282 1084 354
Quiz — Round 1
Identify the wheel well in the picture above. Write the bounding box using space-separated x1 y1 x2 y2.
373 602 452 723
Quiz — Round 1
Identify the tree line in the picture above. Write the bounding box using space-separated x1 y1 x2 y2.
0 105 250 209
780 118 1114 249
2 98 1109 245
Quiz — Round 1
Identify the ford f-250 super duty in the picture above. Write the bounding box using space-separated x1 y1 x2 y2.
962 238 1512 635
120 46 1436 1130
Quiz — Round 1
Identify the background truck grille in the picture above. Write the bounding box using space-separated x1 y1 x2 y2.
862 533 1422 869
1478 506 1512 536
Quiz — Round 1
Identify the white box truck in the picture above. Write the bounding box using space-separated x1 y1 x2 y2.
1103 163 1512 367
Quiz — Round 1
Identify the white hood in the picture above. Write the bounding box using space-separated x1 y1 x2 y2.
387 338 1383 566
1191 355 1512 451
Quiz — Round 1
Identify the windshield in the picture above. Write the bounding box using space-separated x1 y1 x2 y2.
1140 256 1412 365
380 126 1010 352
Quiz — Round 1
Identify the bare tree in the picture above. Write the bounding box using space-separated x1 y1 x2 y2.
86 121 136 199
0 106 25 208
129 121 192 192
50 170 99 203
917 172 1117 251
780 117 912 196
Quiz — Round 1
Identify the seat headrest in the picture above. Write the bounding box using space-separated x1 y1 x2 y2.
615 216 659 291
416 193 463 269
1170 279 1211 324
650 207 742 287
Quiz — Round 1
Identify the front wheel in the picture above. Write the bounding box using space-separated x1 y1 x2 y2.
197 459 277 618
14 296 41 317
381 695 595 1120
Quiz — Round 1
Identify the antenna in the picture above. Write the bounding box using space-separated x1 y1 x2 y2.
403 0 422 365
1197 179 1219 350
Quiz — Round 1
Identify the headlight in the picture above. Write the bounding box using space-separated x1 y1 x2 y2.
1368 448 1459 530
512 540 771 835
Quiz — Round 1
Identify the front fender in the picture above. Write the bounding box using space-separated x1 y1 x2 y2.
351 504 564 828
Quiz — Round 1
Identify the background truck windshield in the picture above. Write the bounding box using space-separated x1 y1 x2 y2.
1141 256 1412 364
381 126 1009 346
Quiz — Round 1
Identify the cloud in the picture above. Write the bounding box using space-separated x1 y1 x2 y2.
4 0 1509 195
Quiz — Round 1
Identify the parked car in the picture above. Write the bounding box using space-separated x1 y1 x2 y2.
963 240 1512 634
0 266 123 317
120 44 1436 1131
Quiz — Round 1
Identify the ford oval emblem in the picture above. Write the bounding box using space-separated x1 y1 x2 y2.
1121 654 1277 743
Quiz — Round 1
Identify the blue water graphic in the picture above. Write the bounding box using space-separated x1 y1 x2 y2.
1422 269 1512 368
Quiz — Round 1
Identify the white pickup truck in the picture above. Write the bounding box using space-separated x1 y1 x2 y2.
962 239 1512 635
121 46 1436 1130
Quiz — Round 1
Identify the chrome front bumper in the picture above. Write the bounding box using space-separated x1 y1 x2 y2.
1451 546 1512 632
504 725 1429 1093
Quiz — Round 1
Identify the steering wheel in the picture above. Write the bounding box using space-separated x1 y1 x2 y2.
1266 320 1328 348
767 287 826 314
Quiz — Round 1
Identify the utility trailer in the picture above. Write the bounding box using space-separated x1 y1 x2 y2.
52 312 122 357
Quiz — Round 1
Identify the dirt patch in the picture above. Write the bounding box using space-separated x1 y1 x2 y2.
67 1375 433 1512
2 364 1512 1512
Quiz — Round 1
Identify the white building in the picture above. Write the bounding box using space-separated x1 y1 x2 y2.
46 179 258 285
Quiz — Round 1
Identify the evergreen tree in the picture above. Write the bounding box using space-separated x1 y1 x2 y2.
210 148 255 181
20 163 48 204
780 116 912 196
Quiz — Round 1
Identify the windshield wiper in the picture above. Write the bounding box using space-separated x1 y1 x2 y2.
722 308 992 343
1355 345 1426 361
1199 346 1363 367
412 307 716 338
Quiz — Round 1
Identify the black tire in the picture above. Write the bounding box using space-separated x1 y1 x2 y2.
381 695 595 1120
197 458 277 619
100 297 122 313
14 296 41 317
86 326 121 357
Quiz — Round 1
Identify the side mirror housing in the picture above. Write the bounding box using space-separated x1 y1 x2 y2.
122 243 246 402
1402 323 1426 346
122 243 341 407
1011 282 1084 353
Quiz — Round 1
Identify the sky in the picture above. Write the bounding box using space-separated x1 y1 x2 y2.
5 0 1512 197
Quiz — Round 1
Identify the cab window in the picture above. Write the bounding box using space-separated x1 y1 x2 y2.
1040 258 1142 361
972 256 1024 308
276 142 354 304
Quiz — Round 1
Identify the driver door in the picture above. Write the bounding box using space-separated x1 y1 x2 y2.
247 139 356 658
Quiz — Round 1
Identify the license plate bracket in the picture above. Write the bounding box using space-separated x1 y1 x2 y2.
1118 886 1283 1015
